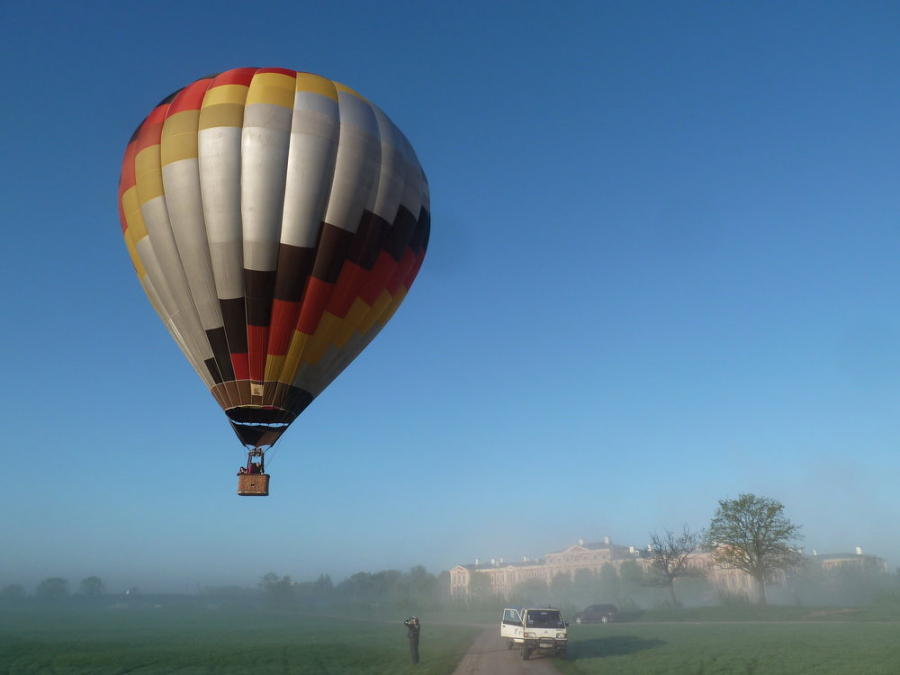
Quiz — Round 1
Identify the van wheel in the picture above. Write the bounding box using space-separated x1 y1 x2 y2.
558 647 567 660
521 646 530 660
507 640 513 650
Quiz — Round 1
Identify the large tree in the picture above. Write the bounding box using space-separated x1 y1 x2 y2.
647 525 700 607
79 576 105 597
259 572 296 606
36 577 69 599
704 493 803 604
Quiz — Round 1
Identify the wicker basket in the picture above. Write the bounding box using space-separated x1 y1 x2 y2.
237 473 270 496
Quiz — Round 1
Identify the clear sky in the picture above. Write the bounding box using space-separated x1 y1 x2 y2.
2 1 899 593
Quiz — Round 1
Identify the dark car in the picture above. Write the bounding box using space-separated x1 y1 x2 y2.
574 604 618 624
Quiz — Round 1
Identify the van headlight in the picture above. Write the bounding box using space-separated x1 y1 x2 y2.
524 631 536 638
557 632 566 639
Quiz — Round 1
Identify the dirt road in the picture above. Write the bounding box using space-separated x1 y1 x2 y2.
450 628 562 675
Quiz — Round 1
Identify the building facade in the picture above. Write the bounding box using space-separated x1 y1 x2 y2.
450 538 885 600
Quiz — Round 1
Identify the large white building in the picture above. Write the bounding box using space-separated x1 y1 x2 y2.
450 538 883 600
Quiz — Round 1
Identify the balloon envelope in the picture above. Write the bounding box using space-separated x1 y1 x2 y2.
118 68 430 448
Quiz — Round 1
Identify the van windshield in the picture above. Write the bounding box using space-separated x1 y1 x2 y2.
526 610 563 628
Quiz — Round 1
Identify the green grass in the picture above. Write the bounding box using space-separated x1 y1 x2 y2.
6 604 900 674
0 606 481 674
556 621 900 675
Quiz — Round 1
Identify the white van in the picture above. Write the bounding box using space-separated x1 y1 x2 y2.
500 607 568 660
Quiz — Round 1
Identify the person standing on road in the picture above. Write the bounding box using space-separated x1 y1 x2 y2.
404 616 420 664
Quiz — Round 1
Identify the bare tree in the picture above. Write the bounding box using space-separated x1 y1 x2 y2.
647 525 699 607
704 493 803 604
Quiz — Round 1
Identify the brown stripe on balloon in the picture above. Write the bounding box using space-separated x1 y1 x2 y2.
324 212 390 317
311 223 354 283
204 357 224 385
220 297 248 354
270 381 291 408
262 381 278 408
347 211 390 270
384 205 418 262
235 380 252 407
205 327 236 381
244 269 276 326
283 385 315 417
222 381 240 405
268 242 319 357
274 242 318 302
210 383 229 410
411 207 430 254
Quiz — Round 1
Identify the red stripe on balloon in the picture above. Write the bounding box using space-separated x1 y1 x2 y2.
268 299 301 356
296 278 332 335
231 353 250 381
247 325 269 382
327 261 367 318
167 77 213 115
359 252 397 306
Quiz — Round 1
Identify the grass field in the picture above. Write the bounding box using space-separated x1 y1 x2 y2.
0 606 481 674
5 604 900 674
556 620 900 675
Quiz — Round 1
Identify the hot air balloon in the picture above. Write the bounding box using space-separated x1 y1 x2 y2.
118 68 430 495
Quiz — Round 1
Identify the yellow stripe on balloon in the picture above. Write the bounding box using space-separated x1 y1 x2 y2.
203 83 251 107
358 290 393 335
160 110 200 165
198 103 245 130
301 312 342 365
134 146 164 204
245 72 296 108
334 81 368 103
120 186 148 242
333 297 372 348
295 73 339 101
264 353 285 383
123 228 147 278
280 331 311 384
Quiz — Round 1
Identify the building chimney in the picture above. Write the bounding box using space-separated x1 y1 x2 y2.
856 547 863 556
813 549 818 556
523 556 528 563
499 558 504 564
579 538 584 546
475 558 479 566
604 536 611 545
491 558 496 565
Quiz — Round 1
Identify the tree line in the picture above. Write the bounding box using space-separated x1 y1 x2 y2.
4 494 896 612
1 576 105 600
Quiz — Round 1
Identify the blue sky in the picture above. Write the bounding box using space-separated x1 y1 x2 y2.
2 1 899 593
